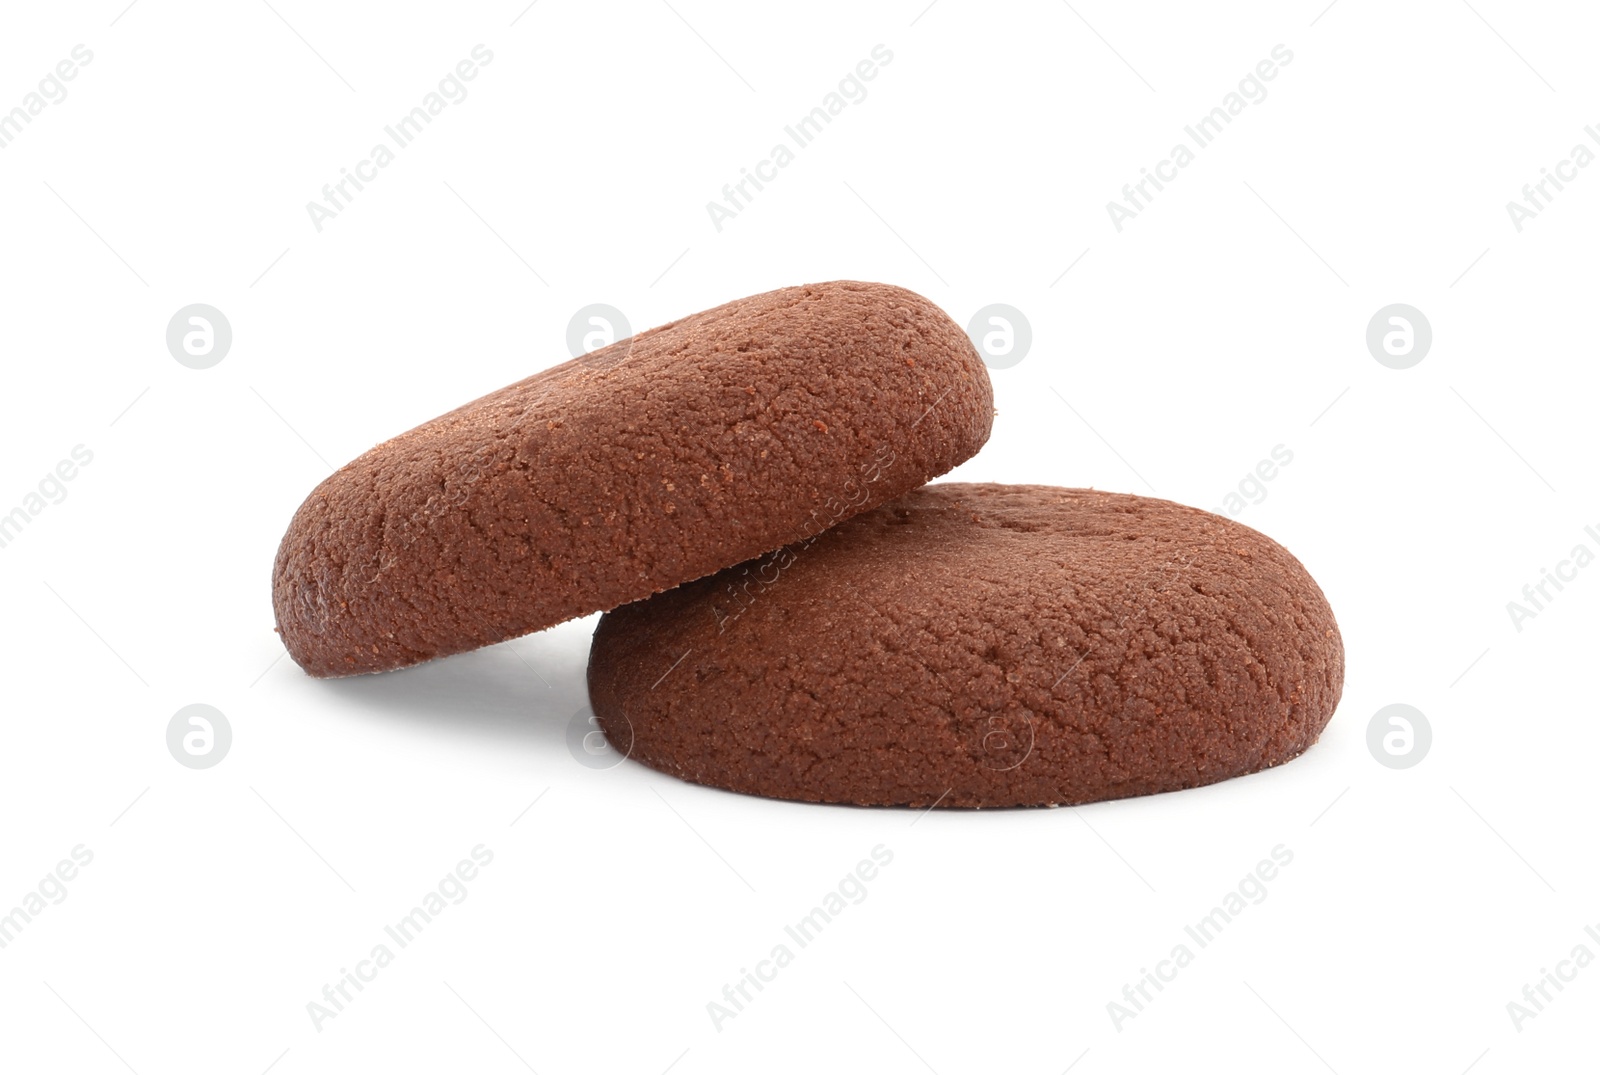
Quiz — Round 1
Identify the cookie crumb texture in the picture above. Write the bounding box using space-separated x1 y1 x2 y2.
588 484 1344 808
273 282 992 677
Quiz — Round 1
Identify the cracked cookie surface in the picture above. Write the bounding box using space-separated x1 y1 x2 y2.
587 483 1344 808
273 281 992 677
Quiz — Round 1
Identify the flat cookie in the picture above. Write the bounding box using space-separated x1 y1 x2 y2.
272 282 992 677
587 484 1343 807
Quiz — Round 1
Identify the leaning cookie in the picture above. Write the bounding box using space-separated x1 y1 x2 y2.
272 282 992 677
587 484 1343 808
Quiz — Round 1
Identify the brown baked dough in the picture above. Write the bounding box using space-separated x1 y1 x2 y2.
587 484 1343 807
272 282 992 677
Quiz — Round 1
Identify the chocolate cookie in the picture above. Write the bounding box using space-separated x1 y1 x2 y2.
273 282 992 677
587 484 1343 807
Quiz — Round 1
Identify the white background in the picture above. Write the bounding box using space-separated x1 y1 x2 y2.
1 1 1596 1072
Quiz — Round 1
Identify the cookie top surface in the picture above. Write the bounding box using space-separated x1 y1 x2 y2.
273 281 993 677
587 483 1344 808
